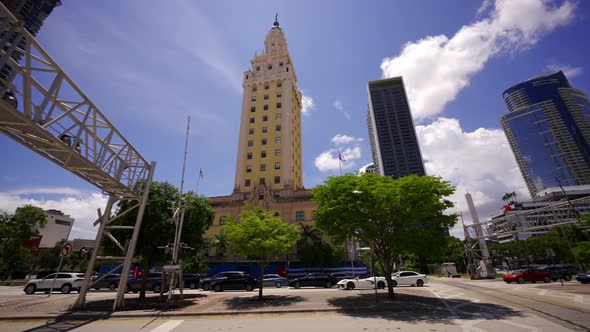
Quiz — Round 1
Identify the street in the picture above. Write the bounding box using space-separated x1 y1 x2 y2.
0 278 588 331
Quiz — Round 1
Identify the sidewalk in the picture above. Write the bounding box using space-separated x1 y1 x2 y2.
0 286 441 321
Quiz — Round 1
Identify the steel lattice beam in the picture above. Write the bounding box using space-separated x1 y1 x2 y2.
0 7 149 198
465 196 590 240
0 4 157 310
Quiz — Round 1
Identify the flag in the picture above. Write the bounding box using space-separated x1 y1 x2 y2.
338 152 345 162
199 168 204 179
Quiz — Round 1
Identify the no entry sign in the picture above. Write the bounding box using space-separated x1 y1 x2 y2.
61 242 73 257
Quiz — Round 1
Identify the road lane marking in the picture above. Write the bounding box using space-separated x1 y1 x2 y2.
150 320 183 332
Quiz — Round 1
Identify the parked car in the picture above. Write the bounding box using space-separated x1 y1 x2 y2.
390 271 428 287
541 265 576 281
288 273 337 289
91 273 122 291
256 274 288 288
575 270 590 284
200 271 244 290
183 273 203 289
336 276 387 290
24 272 85 294
503 269 551 284
209 272 257 292
328 272 356 282
128 272 167 293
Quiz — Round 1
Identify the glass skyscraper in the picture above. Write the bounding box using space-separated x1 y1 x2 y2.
501 71 590 199
367 77 425 178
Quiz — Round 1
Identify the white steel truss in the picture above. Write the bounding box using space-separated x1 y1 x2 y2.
0 4 155 310
464 196 590 241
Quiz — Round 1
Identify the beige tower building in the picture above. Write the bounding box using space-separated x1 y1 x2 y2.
206 18 316 262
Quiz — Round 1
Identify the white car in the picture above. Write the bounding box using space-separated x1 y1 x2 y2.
391 271 428 287
337 276 387 290
24 272 85 294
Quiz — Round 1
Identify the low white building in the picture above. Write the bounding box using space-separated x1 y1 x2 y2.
38 209 74 248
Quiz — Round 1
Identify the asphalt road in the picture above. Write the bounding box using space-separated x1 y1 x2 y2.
0 278 588 332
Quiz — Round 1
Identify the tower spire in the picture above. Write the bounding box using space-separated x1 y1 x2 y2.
273 13 279 28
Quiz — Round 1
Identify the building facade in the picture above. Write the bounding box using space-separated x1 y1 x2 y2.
501 71 590 199
207 18 316 262
0 0 61 82
38 209 73 248
367 77 425 178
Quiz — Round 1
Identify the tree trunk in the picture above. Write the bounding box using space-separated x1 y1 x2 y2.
140 257 150 300
258 261 265 301
378 249 395 299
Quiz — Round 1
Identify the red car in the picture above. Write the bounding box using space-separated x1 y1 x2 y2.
503 269 551 284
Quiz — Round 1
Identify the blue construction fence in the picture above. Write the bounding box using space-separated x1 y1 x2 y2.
99 262 368 279
204 262 367 279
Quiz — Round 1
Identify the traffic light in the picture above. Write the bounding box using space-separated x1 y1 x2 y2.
79 247 93 259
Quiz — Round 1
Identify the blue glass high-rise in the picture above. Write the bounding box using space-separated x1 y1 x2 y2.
501 71 590 199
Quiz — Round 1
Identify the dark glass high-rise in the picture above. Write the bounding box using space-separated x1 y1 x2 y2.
501 71 590 199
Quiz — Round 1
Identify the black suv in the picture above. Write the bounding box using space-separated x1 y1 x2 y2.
209 272 257 292
542 265 576 281
288 273 337 289
328 272 355 282
199 271 244 290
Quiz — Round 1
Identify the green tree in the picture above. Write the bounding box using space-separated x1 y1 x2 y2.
211 229 229 258
225 205 299 300
572 241 590 270
439 236 467 273
297 224 339 268
0 205 46 279
115 182 214 299
311 173 456 299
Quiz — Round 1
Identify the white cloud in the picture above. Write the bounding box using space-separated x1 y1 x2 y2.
415 117 529 237
333 100 351 120
545 64 583 78
314 147 362 173
302 94 316 116
0 190 108 239
381 0 576 121
7 187 82 196
331 134 363 145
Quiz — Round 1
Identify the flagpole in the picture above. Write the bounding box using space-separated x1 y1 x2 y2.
338 151 342 176
196 170 201 195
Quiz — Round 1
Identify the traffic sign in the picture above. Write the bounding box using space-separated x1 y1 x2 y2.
61 242 73 257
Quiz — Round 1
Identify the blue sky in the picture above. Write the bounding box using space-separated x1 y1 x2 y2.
1 0 589 238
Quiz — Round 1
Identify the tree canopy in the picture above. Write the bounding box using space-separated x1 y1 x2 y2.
311 173 457 298
0 205 47 279
225 205 299 300
114 181 215 298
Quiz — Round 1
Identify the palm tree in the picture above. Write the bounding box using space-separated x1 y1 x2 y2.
211 229 229 257
299 223 320 245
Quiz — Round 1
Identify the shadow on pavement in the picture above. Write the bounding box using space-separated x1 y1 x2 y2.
77 293 207 312
223 295 306 310
21 315 99 332
327 293 524 324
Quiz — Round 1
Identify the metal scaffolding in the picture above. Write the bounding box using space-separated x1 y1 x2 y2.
0 3 155 310
464 196 590 241
463 195 589 278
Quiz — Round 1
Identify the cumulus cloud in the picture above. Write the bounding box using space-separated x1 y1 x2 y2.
415 118 529 236
545 64 583 78
0 190 108 239
381 0 576 121
314 147 362 172
331 134 363 145
301 94 316 116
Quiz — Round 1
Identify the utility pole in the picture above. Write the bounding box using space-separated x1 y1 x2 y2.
167 116 191 302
